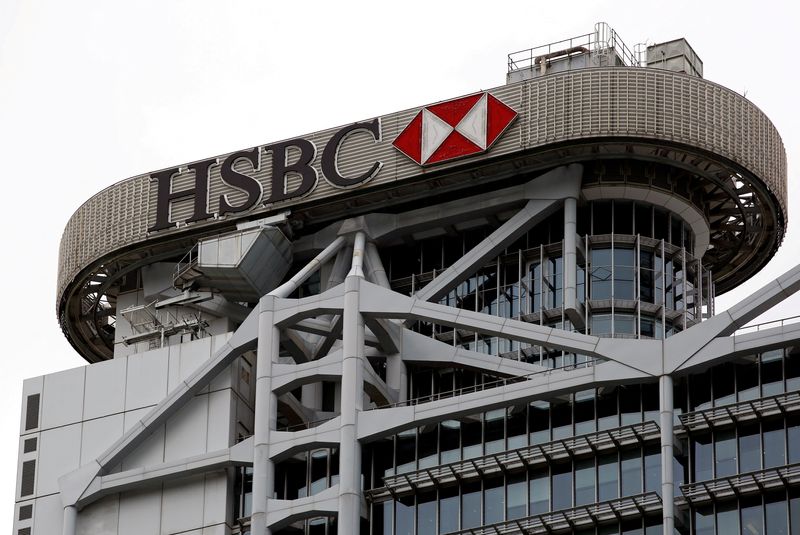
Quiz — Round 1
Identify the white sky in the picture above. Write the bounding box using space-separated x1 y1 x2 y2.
0 0 798 529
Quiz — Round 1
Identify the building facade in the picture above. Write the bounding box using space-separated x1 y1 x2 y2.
14 23 797 535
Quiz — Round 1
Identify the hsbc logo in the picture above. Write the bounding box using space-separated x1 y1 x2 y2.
392 92 517 166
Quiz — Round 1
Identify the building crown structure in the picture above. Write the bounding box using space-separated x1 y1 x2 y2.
15 22 798 535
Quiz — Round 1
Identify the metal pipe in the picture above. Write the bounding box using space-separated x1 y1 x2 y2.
62 505 77 535
660 374 675 535
271 236 346 298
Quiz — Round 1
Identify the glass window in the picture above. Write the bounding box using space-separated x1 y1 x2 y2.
621 449 642 497
716 502 739 533
739 424 761 473
396 429 416 474
378 501 392 535
507 406 527 450
529 469 549 514
740 497 763 535
462 416 482 460
484 478 504 524
766 492 789 535
575 458 595 506
789 417 800 464
615 314 636 336
507 474 527 520
790 491 800 535
417 492 436 535
574 390 596 435
440 420 460 465
529 401 550 444
621 518 643 535
310 450 329 495
439 486 459 534
689 370 712 411
551 401 572 440
713 363 736 406
693 433 713 482
396 496 414 535
614 201 633 235
594 201 612 234
614 248 635 300
644 446 661 493
762 350 785 396
552 463 573 510
598 453 619 501
590 248 613 299
597 388 619 431
786 347 800 391
714 429 736 478
635 203 652 237
484 409 505 455
737 358 760 401
764 420 786 468
694 505 714 535
620 385 641 425
592 314 613 336
461 482 481 529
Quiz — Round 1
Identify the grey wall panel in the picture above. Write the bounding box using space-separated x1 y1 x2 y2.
160 475 206 535
124 347 169 411
164 395 209 462
32 494 62 535
83 356 127 420
80 414 125 465
75 495 119 534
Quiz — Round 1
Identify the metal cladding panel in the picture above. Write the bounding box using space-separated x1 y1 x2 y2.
58 67 787 312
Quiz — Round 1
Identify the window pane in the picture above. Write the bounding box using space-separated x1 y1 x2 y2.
766 493 789 535
764 420 786 468
484 409 505 455
737 358 760 401
575 458 595 505
396 496 414 535
484 478 504 524
621 449 642 497
440 420 460 464
693 434 713 481
417 493 436 535
716 502 739 533
644 446 661 493
552 463 573 510
529 401 550 444
439 487 459 534
529 469 549 514
598 453 619 501
790 417 800 464
507 474 527 520
739 424 761 472
714 429 736 477
762 350 785 396
461 482 481 529
694 505 714 535
740 497 763 535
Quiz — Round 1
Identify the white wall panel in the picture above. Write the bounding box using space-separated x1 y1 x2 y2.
37 423 81 495
81 414 125 465
76 495 119 535
164 395 208 461
118 488 162 535
32 494 62 535
202 472 229 527
160 475 205 535
125 347 169 411
41 366 85 430
206 390 233 451
84 357 127 420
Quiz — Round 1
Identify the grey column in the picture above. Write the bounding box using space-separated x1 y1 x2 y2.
338 232 366 533
62 505 77 535
659 374 675 535
251 296 279 535
563 196 578 311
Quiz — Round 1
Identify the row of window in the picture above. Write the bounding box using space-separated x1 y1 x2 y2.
274 448 340 500
366 384 661 487
372 448 661 535
691 417 800 482
694 491 800 535
686 349 800 411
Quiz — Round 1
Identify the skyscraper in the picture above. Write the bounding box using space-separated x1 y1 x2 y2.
15 23 795 535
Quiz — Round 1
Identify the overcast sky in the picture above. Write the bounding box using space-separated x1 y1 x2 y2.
0 0 798 529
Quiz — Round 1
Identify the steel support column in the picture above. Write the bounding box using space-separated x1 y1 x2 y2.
62 505 77 535
660 374 675 535
339 232 367 533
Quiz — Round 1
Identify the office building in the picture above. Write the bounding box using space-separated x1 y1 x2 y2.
14 23 796 535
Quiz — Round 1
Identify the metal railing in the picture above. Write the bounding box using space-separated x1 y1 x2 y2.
368 358 597 411
733 314 800 337
443 492 661 535
680 462 800 504
679 389 800 431
508 22 640 73
366 421 660 502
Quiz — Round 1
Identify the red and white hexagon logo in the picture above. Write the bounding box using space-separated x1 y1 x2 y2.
392 92 517 166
